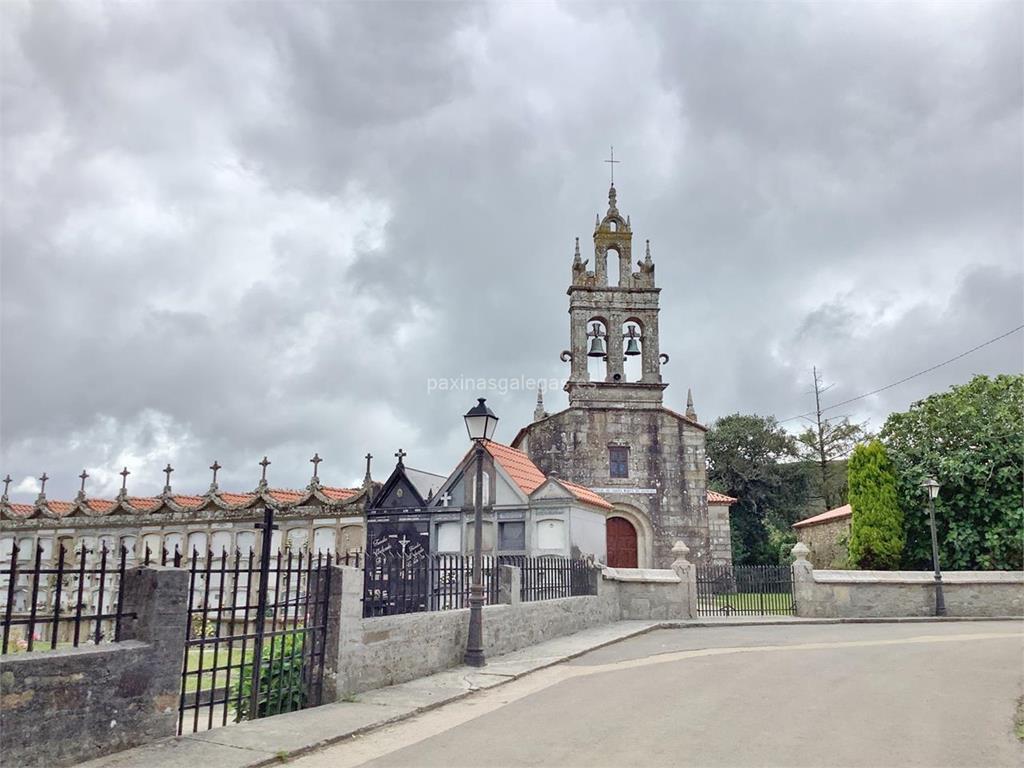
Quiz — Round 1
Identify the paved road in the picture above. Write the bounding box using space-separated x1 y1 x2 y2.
291 621 1024 768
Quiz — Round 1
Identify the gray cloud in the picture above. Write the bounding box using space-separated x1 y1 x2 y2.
2 1 1021 501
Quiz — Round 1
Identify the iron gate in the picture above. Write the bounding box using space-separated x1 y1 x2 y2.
695 564 795 617
178 508 332 734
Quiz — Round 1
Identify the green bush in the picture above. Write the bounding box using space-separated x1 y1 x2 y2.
847 441 905 569
232 630 308 721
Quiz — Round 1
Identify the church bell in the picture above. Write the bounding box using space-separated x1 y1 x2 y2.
587 336 607 358
624 325 642 356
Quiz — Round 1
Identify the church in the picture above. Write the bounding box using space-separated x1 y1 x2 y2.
511 182 733 569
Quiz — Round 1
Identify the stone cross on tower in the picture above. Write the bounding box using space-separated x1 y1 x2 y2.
604 145 620 185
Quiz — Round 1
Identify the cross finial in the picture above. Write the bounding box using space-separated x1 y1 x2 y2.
394 448 407 466
604 145 620 185
310 452 322 479
209 460 221 490
36 472 49 502
162 463 174 494
363 453 373 483
258 456 271 486
2 474 11 500
78 469 89 495
120 466 130 492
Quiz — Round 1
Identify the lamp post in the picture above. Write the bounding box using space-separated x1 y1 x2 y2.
463 397 499 667
922 477 946 617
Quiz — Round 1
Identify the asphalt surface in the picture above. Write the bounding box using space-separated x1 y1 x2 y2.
290 621 1024 768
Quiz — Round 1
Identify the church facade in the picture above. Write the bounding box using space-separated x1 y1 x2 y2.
512 184 732 568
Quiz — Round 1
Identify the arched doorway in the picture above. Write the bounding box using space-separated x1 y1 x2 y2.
607 517 638 568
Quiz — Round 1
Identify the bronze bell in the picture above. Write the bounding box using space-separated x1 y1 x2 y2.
624 325 642 356
587 336 607 358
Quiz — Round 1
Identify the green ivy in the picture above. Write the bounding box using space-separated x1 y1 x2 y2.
232 630 309 721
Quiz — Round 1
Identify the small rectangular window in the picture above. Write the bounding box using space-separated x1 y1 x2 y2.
609 446 629 478
499 521 525 551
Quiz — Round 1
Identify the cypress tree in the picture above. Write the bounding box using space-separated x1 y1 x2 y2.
847 440 904 569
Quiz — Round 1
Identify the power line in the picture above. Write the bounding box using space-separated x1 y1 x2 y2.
780 324 1024 424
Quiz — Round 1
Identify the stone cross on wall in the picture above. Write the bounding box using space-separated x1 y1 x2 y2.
209 460 221 490
439 491 452 507
310 453 322 480
162 464 174 494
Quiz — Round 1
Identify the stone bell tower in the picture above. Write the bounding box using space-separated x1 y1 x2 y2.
512 180 725 569
566 183 667 408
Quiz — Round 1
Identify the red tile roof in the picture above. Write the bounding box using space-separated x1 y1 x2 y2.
707 490 737 504
482 441 612 511
321 486 359 502
793 503 853 529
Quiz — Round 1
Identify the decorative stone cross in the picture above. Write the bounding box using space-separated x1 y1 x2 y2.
364 453 373 481
259 456 271 482
38 472 49 495
78 470 89 494
310 453 322 479
604 145 620 185
162 463 174 493
2 474 11 498
394 448 407 466
439 491 452 507
209 460 221 486
120 466 130 492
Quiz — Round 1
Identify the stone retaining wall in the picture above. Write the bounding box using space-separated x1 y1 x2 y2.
0 567 187 768
333 565 618 696
791 543 1023 618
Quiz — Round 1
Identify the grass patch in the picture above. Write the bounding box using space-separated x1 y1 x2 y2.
183 646 254 694
707 592 794 615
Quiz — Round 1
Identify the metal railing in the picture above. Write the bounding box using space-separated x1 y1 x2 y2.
695 564 795 616
361 553 596 617
1 542 135 654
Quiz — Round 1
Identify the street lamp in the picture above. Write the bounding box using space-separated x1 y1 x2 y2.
463 398 498 667
921 477 946 617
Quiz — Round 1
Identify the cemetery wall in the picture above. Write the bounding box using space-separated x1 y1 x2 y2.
791 548 1023 618
0 567 186 768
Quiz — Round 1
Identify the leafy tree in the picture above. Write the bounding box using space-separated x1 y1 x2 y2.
796 367 870 511
847 441 904 569
881 374 1023 570
706 414 810 564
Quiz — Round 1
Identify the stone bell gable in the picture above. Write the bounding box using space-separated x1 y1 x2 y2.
512 182 725 568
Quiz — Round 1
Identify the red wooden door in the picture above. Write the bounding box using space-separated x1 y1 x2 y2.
606 517 638 568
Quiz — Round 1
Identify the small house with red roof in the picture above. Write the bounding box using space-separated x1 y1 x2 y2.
793 503 853 568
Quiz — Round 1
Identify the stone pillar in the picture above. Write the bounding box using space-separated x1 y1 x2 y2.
570 307 590 382
333 565 365 700
790 542 814 618
607 312 625 382
318 566 346 703
498 565 521 605
641 312 661 383
670 540 697 619
119 565 189 730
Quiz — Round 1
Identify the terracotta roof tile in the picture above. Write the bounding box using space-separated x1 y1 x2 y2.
47 501 75 516
85 499 117 513
793 503 852 529
171 495 205 509
268 489 306 503
128 497 161 512
558 479 613 510
320 486 359 502
483 441 612 510
484 441 547 495
8 503 34 518
219 492 258 506
707 490 737 504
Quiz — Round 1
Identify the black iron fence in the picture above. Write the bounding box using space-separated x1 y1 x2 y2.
362 553 596 617
178 542 332 734
1 542 134 654
695 564 795 617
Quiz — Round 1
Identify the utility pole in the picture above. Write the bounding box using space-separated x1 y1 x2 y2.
812 366 831 512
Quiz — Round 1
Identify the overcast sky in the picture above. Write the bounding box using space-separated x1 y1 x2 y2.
2 1 1021 501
